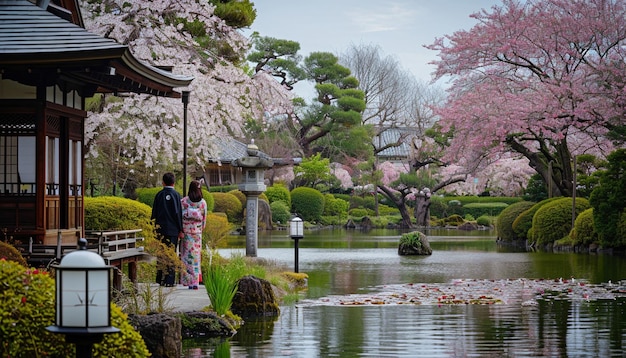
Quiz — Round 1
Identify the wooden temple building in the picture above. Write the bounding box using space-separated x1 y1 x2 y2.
0 0 192 253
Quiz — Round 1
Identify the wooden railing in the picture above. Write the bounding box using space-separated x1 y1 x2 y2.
85 229 148 290
18 229 148 291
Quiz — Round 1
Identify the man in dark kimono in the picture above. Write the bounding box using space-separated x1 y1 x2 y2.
151 172 183 286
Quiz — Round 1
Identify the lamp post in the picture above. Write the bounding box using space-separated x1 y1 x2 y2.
46 238 119 358
289 216 304 273
182 90 190 197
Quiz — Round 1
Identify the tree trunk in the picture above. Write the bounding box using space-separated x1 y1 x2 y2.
378 185 413 228
414 193 430 227
506 136 573 197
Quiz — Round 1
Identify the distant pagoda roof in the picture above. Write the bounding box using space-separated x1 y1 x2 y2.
0 0 192 97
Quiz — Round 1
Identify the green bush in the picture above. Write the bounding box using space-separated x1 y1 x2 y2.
265 184 291 208
291 187 325 222
323 194 349 219
446 196 523 205
201 188 216 212
378 204 400 216
84 196 156 242
569 208 598 246
348 208 369 217
476 215 495 227
137 186 214 212
590 149 626 248
495 201 535 242
0 259 149 357
444 214 464 226
512 197 560 240
463 202 509 218
429 196 449 218
135 187 163 208
270 200 291 225
228 189 247 207
211 192 243 224
209 184 238 192
0 241 27 267
530 197 590 247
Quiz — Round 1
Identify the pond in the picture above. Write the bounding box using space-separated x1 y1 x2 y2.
183 228 626 357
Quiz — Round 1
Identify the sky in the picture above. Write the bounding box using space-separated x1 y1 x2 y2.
244 0 505 98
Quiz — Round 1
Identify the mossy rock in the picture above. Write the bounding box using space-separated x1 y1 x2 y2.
231 275 280 319
398 231 432 255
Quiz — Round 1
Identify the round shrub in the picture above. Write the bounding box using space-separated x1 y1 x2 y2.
211 192 243 223
0 259 149 357
201 188 215 212
135 187 164 208
84 196 156 242
570 208 598 246
512 197 560 240
291 187 325 222
228 189 247 207
444 214 464 226
476 215 495 227
0 241 27 267
323 194 349 219
265 184 291 208
270 200 291 225
203 213 234 250
531 197 590 247
495 201 534 242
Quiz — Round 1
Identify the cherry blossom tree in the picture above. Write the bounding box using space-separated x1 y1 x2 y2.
81 0 293 184
427 0 626 197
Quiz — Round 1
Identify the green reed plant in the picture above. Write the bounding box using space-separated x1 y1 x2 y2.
202 261 238 315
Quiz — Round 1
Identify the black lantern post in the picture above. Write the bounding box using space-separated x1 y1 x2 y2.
289 216 304 273
182 90 190 197
46 238 119 357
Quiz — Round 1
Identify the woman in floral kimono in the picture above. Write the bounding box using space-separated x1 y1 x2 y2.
180 180 207 289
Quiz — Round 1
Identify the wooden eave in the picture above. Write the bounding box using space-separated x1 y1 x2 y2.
0 0 193 97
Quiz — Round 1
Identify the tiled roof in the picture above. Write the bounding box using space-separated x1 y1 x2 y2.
0 0 125 59
0 0 192 97
375 127 419 159
210 137 270 163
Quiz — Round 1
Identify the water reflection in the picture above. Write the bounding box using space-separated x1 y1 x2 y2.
184 228 626 357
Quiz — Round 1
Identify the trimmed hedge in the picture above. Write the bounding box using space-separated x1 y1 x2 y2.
212 192 243 223
135 187 163 208
291 187 325 222
463 202 509 218
495 201 534 242
512 197 561 240
84 196 156 242
569 208 598 246
137 187 215 212
530 197 590 247
265 184 291 208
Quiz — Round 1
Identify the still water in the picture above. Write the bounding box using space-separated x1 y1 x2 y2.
184 228 626 357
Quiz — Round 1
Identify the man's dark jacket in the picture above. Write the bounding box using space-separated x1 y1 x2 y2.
151 186 183 237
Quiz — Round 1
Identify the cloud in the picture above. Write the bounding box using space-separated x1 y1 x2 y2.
350 3 419 33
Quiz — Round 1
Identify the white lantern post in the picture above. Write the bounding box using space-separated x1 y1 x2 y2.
46 238 119 357
289 216 304 273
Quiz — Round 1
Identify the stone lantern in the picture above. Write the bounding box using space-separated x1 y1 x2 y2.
232 141 274 257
